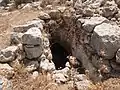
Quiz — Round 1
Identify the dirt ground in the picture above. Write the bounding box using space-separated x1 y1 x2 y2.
0 9 40 49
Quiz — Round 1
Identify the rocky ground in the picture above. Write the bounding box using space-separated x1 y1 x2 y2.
1 0 120 90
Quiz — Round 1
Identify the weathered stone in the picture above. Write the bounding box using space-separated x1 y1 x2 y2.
52 73 68 83
22 27 42 45
75 80 92 90
38 11 51 20
11 32 24 44
0 63 14 78
24 45 43 59
116 49 120 63
91 23 120 59
31 71 39 79
83 8 94 17
48 9 61 20
40 59 55 72
0 46 18 62
0 0 9 6
74 74 88 81
78 17 108 32
102 6 118 17
13 19 44 33
43 37 50 48
74 0 82 9
22 3 32 10
25 61 39 72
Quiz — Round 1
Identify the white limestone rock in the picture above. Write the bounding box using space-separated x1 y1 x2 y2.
91 23 120 59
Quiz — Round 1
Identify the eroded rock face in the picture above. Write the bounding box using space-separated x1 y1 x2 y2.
22 27 42 45
13 19 44 33
78 16 108 33
0 46 18 62
91 23 120 59
22 27 43 59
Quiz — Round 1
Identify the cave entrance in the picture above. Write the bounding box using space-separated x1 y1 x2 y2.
50 43 69 70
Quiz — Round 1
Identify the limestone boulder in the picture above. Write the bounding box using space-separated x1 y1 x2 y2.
91 23 120 59
77 17 108 33
0 46 18 62
22 27 42 45
13 19 44 33
24 45 43 59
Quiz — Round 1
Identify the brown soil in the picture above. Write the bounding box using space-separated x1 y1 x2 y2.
0 9 40 49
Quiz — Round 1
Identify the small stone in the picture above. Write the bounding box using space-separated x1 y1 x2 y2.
11 32 24 44
40 59 55 72
83 8 94 17
0 63 14 78
102 6 118 17
48 9 61 20
25 61 39 72
43 37 50 48
38 11 51 20
52 73 68 84
47 53 53 61
32 71 39 79
0 46 18 62
75 80 92 90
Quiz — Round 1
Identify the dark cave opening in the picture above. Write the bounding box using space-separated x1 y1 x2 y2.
50 43 69 70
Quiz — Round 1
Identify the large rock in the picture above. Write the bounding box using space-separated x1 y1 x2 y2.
91 23 120 59
0 46 18 62
0 0 9 6
13 19 44 33
22 27 42 45
24 45 43 59
77 17 108 33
